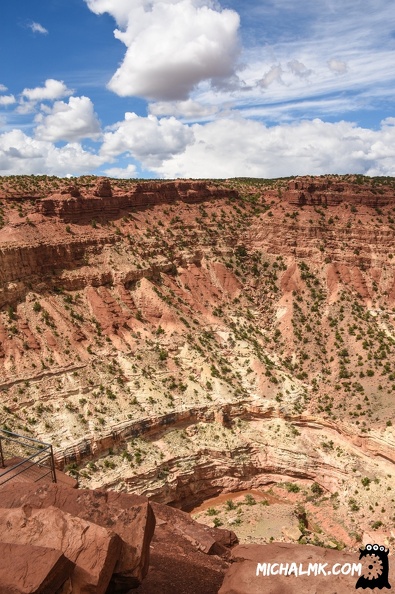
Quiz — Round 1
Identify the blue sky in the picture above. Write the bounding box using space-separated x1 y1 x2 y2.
1 0 395 178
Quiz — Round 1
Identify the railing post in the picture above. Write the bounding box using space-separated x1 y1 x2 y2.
0 437 4 468
49 445 57 483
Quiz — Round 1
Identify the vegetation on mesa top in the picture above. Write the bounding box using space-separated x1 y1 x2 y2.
0 173 395 196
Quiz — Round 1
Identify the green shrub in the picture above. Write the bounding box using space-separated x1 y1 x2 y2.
311 482 323 495
285 483 300 493
245 494 256 505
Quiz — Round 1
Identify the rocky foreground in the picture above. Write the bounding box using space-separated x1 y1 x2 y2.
1 480 393 593
1 174 395 590
0 480 230 593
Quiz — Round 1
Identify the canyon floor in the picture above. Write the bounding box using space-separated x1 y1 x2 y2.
1 174 395 579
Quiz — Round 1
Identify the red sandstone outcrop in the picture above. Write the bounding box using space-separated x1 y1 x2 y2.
150 500 238 556
284 176 395 207
61 185 81 198
135 502 237 594
37 180 236 222
0 175 393 312
0 481 238 594
0 179 237 309
93 178 112 198
0 505 121 594
0 483 155 591
0 542 74 594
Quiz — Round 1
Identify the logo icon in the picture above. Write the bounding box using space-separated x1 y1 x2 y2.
355 544 391 589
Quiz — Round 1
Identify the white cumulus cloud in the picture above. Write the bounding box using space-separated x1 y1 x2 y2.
104 163 138 178
145 116 395 178
101 112 194 167
84 0 240 100
0 95 16 106
21 79 72 102
0 129 105 176
34 96 101 142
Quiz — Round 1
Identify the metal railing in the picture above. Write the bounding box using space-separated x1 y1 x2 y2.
0 429 57 486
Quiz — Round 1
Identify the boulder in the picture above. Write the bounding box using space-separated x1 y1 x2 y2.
60 185 81 198
281 525 303 541
0 542 74 594
0 505 122 594
94 179 112 198
0 483 155 591
151 501 237 557
132 502 236 593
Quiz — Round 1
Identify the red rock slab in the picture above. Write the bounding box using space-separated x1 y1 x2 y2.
0 505 122 594
0 483 155 591
151 501 237 556
133 548 229 594
0 542 74 594
133 503 236 594
55 488 155 592
218 543 394 594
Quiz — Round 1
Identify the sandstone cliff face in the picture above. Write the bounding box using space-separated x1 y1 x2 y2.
0 180 235 304
284 176 395 207
38 180 235 222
